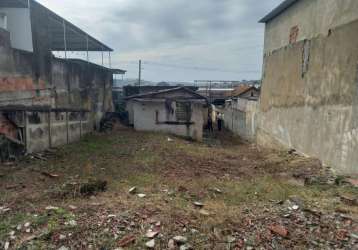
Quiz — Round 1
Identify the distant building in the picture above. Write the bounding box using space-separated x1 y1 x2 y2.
126 87 208 141
232 86 260 101
258 0 358 174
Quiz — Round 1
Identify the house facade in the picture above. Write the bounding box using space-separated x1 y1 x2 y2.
0 0 119 158
258 0 358 174
126 87 208 141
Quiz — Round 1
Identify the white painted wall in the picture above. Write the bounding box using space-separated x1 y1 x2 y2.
264 0 358 54
132 100 205 141
0 8 33 52
0 13 7 29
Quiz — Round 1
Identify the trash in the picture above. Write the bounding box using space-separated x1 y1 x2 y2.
180 244 192 250
129 187 137 194
173 236 188 244
118 234 136 247
145 239 155 248
193 201 204 208
168 239 175 249
68 205 77 210
41 171 59 178
145 230 159 239
59 234 67 240
4 242 10 250
137 194 146 198
269 225 288 238
58 246 69 250
198 209 210 216
46 206 59 211
24 222 31 228
167 137 174 142
66 220 77 227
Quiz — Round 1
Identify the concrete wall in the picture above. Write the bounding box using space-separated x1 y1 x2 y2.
0 8 33 52
224 98 258 141
0 25 113 154
258 15 358 174
131 100 205 141
264 0 358 54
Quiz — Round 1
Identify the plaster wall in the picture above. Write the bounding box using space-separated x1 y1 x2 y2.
224 98 258 141
264 0 358 54
258 18 358 174
132 101 205 141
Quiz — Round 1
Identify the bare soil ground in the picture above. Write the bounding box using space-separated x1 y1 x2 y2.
0 127 357 249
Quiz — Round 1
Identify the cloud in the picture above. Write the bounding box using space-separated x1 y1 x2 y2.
37 0 283 82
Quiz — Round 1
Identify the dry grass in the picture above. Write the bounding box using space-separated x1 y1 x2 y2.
0 127 357 249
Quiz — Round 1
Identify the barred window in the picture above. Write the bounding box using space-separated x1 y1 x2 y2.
176 102 191 122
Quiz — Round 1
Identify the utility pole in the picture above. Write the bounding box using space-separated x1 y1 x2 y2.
138 60 142 88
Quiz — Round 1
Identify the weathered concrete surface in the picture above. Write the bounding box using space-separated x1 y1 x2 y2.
264 0 358 54
0 22 113 154
131 101 205 141
224 98 258 141
258 18 358 174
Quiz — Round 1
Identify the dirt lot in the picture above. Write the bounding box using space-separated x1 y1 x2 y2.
0 127 357 249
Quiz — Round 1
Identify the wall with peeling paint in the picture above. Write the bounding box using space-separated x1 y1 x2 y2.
263 0 358 54
258 13 358 174
0 26 113 155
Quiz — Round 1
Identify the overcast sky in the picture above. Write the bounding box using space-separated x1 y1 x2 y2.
38 0 282 82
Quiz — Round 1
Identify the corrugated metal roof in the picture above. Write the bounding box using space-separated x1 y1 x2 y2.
0 0 113 51
259 0 300 23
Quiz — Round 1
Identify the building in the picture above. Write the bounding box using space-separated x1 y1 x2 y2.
0 0 122 158
232 86 260 101
126 87 208 141
258 0 358 174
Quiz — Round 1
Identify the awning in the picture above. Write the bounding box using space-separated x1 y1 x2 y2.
0 0 113 51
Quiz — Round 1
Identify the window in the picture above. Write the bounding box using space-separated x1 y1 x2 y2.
176 102 191 122
0 13 7 30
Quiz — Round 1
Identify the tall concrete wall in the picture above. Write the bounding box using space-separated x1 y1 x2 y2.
131 101 205 141
258 18 358 174
0 26 113 154
264 0 358 54
224 98 258 141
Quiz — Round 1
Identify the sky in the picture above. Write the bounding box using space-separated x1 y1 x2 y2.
37 0 283 82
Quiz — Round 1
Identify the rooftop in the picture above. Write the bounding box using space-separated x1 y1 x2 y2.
0 0 113 51
259 0 300 23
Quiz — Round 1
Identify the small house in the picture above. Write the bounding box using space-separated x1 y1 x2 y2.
126 87 208 141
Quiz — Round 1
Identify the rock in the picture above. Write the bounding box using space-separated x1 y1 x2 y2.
269 225 288 238
137 194 146 198
173 236 188 244
168 239 176 249
129 187 137 194
146 230 159 239
24 222 31 228
59 234 67 240
9 231 15 236
145 239 155 248
58 247 69 250
25 228 31 233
